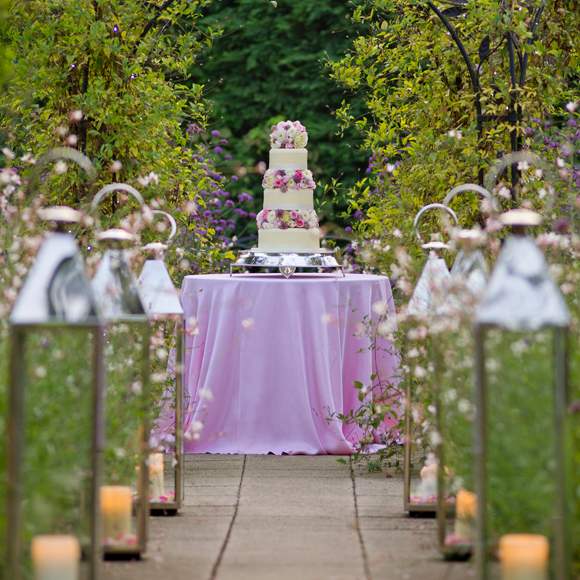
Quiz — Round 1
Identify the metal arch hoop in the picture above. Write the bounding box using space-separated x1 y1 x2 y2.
484 152 559 197
150 210 177 242
29 147 97 197
413 203 459 245
442 183 493 207
90 183 145 213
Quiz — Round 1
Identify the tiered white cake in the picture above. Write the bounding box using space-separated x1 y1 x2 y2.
256 121 320 251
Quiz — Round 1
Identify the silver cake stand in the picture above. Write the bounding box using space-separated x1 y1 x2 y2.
230 248 344 278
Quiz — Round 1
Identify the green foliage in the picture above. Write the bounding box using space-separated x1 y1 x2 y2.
328 0 580 249
2 0 209 190
188 0 369 237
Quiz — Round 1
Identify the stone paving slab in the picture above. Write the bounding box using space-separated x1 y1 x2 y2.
102 455 470 580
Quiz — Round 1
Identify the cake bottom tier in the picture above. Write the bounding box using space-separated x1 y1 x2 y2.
258 228 320 251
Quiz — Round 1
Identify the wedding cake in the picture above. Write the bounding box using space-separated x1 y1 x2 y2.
256 120 320 251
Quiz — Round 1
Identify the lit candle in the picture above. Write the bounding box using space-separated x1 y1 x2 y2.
454 489 477 541
100 485 132 542
148 453 165 500
31 535 80 580
499 534 549 580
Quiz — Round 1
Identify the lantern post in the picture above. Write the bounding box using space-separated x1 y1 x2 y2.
137 210 185 515
403 204 458 515
91 228 150 558
473 209 571 580
6 207 104 580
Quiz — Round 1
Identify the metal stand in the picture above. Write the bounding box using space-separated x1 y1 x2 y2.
230 248 344 278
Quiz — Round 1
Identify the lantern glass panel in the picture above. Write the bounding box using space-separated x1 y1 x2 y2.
483 328 556 540
149 317 183 511
402 323 439 512
102 322 149 552
20 328 98 579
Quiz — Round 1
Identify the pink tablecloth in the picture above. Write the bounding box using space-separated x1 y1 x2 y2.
165 273 400 455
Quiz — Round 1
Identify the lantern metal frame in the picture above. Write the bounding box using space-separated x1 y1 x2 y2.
137 210 184 515
403 204 458 516
90 185 150 558
473 209 570 580
6 209 104 580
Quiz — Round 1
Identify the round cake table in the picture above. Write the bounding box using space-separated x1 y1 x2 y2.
157 272 400 455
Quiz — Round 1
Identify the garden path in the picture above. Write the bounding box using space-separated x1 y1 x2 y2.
103 455 470 580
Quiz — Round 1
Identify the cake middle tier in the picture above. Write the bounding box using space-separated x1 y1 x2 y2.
263 188 314 210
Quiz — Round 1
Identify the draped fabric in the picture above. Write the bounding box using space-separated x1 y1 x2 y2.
156 273 401 455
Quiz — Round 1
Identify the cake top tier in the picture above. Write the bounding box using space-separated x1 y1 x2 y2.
270 120 308 149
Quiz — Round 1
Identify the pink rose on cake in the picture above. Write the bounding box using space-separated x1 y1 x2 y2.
296 219 305 227
290 210 298 220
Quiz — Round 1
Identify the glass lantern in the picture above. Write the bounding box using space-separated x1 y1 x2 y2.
403 203 458 515
90 229 150 558
473 209 571 580
137 210 184 515
435 185 492 556
6 207 104 580
434 229 489 557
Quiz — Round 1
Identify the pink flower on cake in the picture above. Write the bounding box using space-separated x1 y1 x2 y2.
262 169 316 190
256 208 319 231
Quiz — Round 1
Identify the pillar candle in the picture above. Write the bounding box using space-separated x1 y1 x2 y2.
149 453 165 500
454 489 477 541
499 534 549 580
100 485 132 541
31 535 80 580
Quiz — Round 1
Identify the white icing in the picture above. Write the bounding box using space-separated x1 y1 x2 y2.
258 228 320 250
263 189 314 209
269 148 307 170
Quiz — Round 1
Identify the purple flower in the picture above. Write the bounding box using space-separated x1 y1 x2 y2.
275 209 285 219
249 212 256 219
210 198 222 208
220 139 228 144
214 146 223 154
303 222 310 230
231 176 238 181
225 200 235 207
225 154 232 160
238 192 253 202
203 210 212 218
211 130 220 137
568 120 577 127
555 218 571 233
345 226 352 232
279 221 289 230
